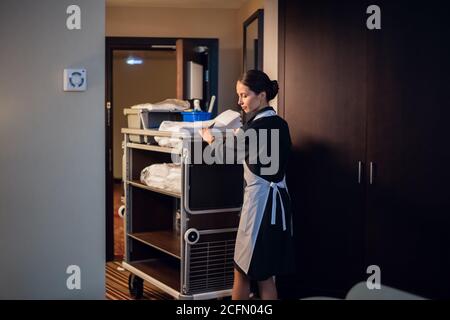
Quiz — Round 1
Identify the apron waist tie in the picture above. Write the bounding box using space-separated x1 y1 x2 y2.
269 181 287 231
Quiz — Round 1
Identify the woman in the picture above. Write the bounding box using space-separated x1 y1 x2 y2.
199 70 295 300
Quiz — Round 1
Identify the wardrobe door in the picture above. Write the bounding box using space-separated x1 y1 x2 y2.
366 1 450 299
279 0 368 297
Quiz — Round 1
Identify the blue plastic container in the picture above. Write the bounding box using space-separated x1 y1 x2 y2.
181 111 212 122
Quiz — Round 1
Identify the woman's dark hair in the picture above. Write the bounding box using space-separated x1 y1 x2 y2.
238 70 279 102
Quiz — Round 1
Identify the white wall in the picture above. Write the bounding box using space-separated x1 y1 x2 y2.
0 0 105 299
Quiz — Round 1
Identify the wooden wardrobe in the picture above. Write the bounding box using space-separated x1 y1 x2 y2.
278 0 450 299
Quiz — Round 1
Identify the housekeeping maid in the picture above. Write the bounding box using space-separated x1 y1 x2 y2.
199 70 295 300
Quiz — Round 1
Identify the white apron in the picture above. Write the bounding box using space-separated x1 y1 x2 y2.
234 109 293 274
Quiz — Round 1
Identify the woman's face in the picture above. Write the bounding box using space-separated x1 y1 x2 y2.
236 81 266 114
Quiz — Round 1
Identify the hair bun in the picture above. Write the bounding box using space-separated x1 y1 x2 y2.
238 70 279 101
269 80 279 100
272 80 279 91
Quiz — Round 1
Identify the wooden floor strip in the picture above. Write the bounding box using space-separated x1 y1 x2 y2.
105 262 173 300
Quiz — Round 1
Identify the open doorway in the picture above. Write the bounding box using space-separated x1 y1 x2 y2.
105 37 219 262
112 49 177 259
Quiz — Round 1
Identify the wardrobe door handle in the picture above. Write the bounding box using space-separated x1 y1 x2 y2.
358 161 362 184
370 162 375 185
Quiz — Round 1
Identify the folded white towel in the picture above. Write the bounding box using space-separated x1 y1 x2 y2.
158 109 242 132
154 109 242 147
145 163 169 178
155 137 183 149
140 163 181 193
213 109 242 129
131 99 190 111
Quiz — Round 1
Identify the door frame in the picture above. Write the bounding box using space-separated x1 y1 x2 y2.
243 9 264 72
277 0 286 118
105 37 218 261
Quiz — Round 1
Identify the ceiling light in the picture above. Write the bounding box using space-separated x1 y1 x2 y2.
126 57 143 65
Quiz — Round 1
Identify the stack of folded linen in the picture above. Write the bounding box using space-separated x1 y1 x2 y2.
140 163 181 193
131 98 190 111
154 109 242 148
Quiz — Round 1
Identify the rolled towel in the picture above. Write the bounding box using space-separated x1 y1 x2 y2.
140 163 181 192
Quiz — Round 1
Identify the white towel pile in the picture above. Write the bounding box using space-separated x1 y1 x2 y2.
155 109 242 148
140 163 181 193
131 99 190 111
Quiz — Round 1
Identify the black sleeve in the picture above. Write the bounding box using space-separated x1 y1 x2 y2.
207 116 291 182
207 128 247 165
244 117 292 182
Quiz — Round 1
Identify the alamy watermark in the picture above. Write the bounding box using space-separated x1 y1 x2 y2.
66 265 81 290
367 5 381 30
66 5 81 30
170 128 281 176
366 265 381 290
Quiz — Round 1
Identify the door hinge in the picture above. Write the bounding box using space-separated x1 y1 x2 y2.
358 161 363 184
109 148 112 172
106 102 111 127
370 162 375 185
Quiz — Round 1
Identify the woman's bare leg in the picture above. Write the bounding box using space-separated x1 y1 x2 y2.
257 277 278 300
232 268 251 300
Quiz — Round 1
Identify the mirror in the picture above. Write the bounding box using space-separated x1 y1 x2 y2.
243 9 264 72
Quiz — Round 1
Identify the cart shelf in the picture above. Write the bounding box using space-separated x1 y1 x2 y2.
128 180 181 199
126 142 181 155
124 259 180 293
122 128 186 138
128 231 181 259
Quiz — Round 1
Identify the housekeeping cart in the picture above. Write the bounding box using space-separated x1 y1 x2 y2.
120 128 243 300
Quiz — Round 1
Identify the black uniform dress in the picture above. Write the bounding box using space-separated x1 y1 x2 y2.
214 106 295 281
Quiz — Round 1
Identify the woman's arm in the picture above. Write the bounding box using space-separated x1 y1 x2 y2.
198 127 246 164
198 127 216 145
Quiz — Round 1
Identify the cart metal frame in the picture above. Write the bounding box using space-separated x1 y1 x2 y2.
120 128 242 300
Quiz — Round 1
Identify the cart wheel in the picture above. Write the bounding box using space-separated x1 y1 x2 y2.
128 274 144 299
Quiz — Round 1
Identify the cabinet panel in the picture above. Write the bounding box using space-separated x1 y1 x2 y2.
187 163 244 211
281 0 368 297
365 1 450 299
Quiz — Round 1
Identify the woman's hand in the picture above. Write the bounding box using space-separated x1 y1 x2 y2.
198 127 215 144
